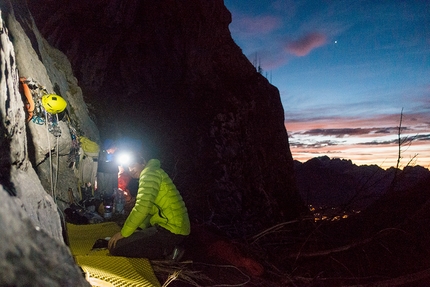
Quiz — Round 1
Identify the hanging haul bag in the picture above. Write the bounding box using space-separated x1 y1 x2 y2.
76 137 100 200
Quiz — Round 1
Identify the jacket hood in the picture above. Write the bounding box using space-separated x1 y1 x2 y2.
146 159 160 169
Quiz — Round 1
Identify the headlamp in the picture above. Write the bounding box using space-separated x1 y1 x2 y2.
117 152 132 167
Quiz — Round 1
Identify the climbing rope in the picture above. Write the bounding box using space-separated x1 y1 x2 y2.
45 110 54 199
44 106 62 202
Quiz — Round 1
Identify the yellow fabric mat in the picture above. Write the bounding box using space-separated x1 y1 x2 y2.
67 222 161 287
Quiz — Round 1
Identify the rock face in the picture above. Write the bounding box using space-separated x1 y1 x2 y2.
2 0 99 198
0 1 94 285
29 0 305 236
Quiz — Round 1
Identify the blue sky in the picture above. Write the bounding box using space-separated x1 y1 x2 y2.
224 0 430 169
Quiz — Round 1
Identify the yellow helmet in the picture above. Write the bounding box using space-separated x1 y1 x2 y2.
41 94 67 114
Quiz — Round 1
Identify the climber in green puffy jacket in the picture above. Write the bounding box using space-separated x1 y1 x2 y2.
108 156 190 259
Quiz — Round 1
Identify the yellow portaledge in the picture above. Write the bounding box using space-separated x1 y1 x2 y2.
67 222 161 287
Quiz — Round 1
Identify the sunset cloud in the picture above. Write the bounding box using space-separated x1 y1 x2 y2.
412 134 430 142
286 113 430 169
286 32 327 56
302 128 380 137
295 126 418 138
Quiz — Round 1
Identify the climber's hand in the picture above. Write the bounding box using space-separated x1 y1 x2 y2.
108 232 124 250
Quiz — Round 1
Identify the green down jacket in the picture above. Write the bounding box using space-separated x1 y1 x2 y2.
121 159 190 237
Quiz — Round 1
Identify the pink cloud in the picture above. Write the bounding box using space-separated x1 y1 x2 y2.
286 32 327 56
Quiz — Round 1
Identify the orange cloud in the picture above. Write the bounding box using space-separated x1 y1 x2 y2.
287 32 326 56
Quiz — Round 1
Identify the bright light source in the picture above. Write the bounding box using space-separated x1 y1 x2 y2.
117 152 131 166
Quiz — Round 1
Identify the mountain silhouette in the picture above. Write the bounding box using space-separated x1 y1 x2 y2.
294 156 430 211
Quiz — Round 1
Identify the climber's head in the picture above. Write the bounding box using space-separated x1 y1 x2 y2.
124 152 146 179
103 139 117 154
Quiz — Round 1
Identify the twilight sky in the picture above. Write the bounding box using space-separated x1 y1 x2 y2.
223 0 430 169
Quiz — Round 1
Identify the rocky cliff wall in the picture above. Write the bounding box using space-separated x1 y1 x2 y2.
2 0 99 196
30 0 305 236
0 0 95 285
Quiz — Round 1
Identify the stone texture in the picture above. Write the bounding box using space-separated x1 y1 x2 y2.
4 0 99 199
0 186 89 286
0 1 92 285
30 0 306 237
